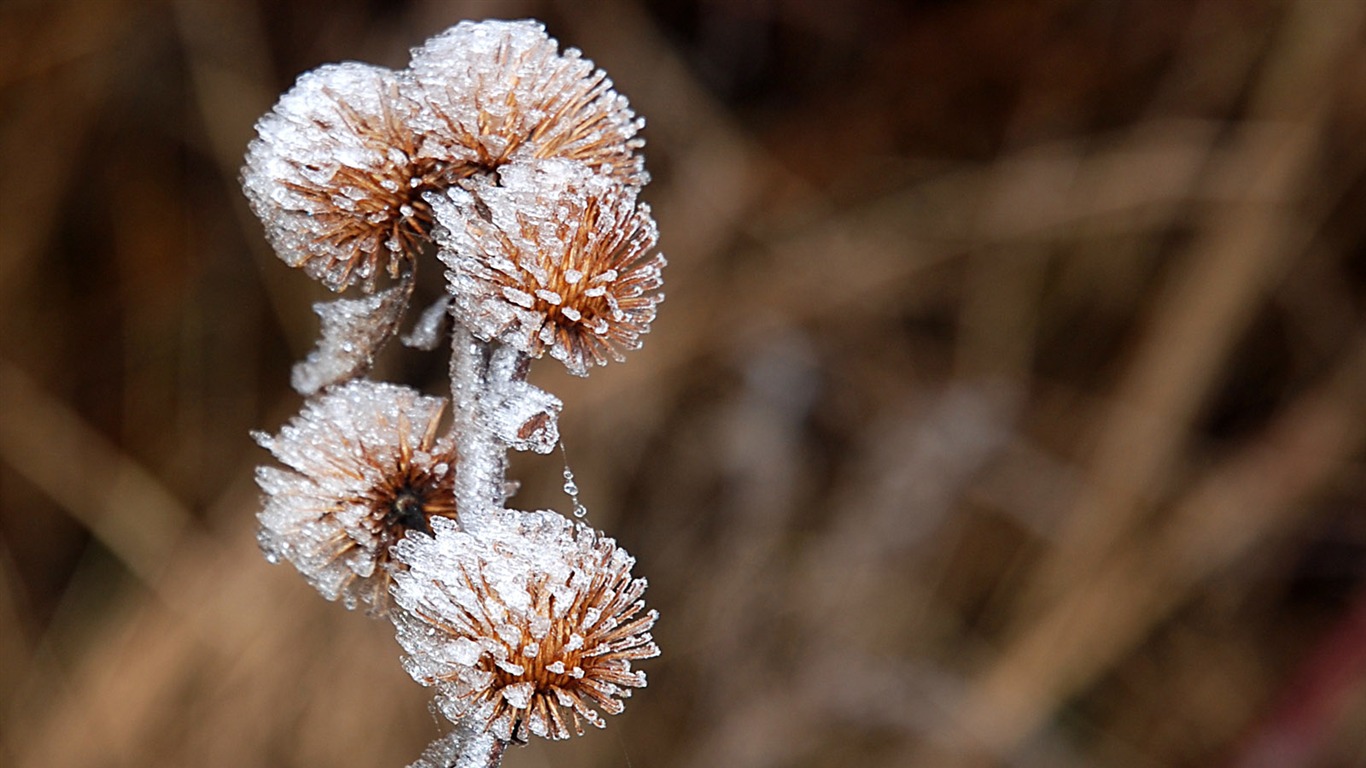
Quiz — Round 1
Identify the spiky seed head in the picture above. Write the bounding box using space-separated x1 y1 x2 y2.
255 380 457 614
392 511 659 741
432 158 665 377
242 63 454 292
407 19 648 187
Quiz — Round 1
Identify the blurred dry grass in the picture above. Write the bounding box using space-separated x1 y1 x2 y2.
5 0 1366 766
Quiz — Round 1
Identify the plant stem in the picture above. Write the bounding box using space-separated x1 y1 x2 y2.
448 325 509 536
407 724 508 768
447 730 506 768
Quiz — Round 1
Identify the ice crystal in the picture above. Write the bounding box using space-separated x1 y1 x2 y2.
292 280 412 395
484 378 561 454
431 159 665 376
242 62 453 292
392 511 658 741
255 380 457 613
403 297 451 351
480 341 562 454
407 20 647 187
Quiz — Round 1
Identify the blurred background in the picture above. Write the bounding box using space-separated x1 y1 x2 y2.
5 0 1366 765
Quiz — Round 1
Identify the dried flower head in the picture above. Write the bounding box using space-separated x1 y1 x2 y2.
255 380 457 613
392 511 659 741
431 159 665 376
242 63 453 292
408 19 647 187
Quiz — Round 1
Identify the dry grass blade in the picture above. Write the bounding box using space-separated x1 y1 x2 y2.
1022 0 1366 615
0 360 196 586
938 328 1366 760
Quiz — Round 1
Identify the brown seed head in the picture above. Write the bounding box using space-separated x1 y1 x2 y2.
242 63 456 292
255 380 458 614
408 19 648 187
392 511 659 740
433 159 665 376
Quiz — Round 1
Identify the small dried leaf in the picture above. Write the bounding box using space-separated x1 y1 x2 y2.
401 296 450 351
291 278 412 395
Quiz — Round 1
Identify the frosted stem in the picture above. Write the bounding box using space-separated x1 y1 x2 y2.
468 736 507 768
447 325 534 535
441 730 505 768
406 724 508 768
449 326 506 534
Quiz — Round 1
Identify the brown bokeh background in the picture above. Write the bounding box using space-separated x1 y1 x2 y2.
6 0 1366 766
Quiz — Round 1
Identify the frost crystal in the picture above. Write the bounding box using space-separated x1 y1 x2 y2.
431 159 665 376
242 62 452 292
402 297 451 351
407 20 648 187
292 281 412 395
484 377 562 454
255 380 457 614
392 512 659 741
481 342 562 454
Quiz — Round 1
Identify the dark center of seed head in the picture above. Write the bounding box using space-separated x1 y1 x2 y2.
389 489 430 534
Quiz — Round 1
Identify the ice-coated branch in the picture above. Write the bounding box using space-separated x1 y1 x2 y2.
447 324 562 533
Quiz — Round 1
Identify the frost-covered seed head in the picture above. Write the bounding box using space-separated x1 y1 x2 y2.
255 381 458 614
242 63 454 292
432 159 665 376
392 511 659 741
408 19 648 187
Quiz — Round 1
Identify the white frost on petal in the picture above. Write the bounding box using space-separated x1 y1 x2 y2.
501 681 535 709
448 637 484 667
